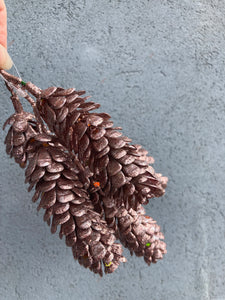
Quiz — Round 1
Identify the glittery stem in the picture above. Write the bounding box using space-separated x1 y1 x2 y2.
0 70 41 98
0 70 49 134
4 82 23 114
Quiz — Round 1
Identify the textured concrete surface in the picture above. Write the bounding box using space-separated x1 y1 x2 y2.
0 1 225 299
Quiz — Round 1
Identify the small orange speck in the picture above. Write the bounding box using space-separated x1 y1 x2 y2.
77 118 81 122
93 181 100 188
145 216 151 219
30 138 35 143
20 162 26 168
88 123 91 127
42 142 49 147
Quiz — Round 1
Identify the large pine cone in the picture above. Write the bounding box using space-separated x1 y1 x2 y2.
37 87 167 213
4 120 126 276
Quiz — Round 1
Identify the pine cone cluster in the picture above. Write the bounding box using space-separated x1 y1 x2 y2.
1 70 167 276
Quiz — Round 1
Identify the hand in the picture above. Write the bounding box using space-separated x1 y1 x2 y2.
0 0 12 69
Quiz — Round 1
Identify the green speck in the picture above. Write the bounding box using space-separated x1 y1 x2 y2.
146 243 151 247
21 81 26 86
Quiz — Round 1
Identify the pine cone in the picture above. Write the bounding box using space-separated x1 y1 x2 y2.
117 205 167 265
6 126 126 276
3 112 37 167
37 87 167 213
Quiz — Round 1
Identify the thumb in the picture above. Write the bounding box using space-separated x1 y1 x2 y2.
0 44 13 70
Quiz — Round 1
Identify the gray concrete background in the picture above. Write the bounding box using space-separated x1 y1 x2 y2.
0 0 225 299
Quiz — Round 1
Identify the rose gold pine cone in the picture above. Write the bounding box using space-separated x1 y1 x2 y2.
24 138 126 276
116 205 167 265
3 112 37 167
37 87 167 213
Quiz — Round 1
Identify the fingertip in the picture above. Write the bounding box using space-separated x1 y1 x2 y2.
0 44 13 70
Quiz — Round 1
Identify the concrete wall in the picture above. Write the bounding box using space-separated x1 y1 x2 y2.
1 1 225 299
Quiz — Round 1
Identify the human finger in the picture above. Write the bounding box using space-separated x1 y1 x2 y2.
0 0 12 69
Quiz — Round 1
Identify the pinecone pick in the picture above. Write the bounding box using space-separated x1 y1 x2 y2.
1 69 167 275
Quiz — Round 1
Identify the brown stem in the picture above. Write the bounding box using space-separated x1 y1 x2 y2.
24 94 50 134
0 70 50 134
0 70 41 98
5 82 23 113
0 70 22 85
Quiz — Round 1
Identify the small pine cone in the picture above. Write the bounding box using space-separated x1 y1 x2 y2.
3 112 37 167
116 206 167 266
37 87 167 210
